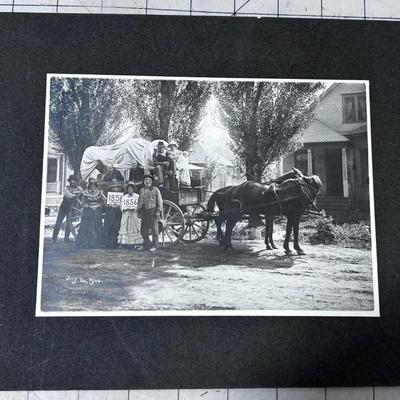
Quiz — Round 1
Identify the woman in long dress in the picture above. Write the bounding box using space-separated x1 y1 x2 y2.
76 178 106 249
118 181 142 249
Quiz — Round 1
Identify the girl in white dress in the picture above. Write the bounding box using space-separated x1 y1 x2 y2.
118 182 141 248
177 151 191 186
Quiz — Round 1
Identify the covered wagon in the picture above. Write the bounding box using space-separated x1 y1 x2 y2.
67 136 210 246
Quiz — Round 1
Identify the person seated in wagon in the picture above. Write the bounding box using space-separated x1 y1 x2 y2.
167 139 181 163
128 159 145 187
76 178 106 249
152 141 174 188
118 181 141 249
103 164 124 182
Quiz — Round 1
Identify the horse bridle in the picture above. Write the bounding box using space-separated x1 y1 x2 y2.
295 178 321 213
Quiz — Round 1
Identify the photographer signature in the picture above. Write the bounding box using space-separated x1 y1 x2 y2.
66 275 103 285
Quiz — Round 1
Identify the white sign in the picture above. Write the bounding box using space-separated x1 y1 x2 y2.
122 194 139 210
107 192 123 206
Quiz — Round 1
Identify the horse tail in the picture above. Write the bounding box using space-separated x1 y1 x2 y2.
207 192 217 213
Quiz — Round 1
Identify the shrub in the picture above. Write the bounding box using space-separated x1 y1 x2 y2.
309 214 336 245
306 212 371 249
332 221 371 249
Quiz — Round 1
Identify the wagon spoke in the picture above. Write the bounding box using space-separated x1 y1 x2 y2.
191 224 201 238
167 214 182 223
165 205 171 221
169 227 181 237
193 222 205 230
165 229 174 243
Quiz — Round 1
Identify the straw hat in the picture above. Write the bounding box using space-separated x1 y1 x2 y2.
124 181 136 190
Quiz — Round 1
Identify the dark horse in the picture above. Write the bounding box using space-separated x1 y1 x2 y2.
207 169 322 255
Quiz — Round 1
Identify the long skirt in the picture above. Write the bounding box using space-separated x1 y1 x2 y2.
118 210 141 245
102 206 122 248
76 206 103 249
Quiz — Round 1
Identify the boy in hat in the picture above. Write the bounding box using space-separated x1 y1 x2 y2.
167 140 181 189
52 175 83 243
137 174 163 251
153 141 173 188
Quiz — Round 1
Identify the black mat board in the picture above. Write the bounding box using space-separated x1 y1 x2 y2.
0 13 399 389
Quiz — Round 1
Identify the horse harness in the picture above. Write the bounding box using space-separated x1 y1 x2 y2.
228 178 320 216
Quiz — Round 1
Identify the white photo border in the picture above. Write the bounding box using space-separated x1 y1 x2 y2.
36 74 380 318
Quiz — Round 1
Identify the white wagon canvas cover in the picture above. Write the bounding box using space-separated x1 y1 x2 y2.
80 136 167 181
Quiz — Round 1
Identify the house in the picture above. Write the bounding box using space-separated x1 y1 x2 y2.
45 145 73 215
282 82 369 218
189 141 243 192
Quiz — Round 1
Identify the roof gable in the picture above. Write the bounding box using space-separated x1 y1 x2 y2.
303 119 349 144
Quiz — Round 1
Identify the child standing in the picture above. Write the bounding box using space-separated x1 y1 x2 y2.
102 178 123 249
118 181 141 249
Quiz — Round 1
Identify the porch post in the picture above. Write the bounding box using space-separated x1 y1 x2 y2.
57 156 62 194
342 148 349 198
307 149 313 175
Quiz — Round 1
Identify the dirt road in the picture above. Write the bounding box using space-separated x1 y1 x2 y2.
39 236 375 314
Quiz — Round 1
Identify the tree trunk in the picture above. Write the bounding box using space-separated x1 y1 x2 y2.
159 81 175 140
245 82 264 182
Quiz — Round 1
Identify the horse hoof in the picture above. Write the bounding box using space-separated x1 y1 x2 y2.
272 245 278 250
285 250 293 256
265 246 272 251
297 250 306 256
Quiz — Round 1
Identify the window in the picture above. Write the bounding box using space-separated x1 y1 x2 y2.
294 150 308 175
47 158 58 183
343 94 367 123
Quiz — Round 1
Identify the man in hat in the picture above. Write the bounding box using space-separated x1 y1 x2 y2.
137 174 163 251
167 139 181 190
153 140 173 188
52 175 83 243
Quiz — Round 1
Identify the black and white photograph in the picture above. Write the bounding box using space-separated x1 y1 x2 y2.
36 74 378 316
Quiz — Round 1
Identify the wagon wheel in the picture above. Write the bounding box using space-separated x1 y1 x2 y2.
158 200 185 248
67 194 83 239
182 203 209 243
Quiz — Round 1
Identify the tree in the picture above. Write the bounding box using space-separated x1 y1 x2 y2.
127 80 211 151
49 77 125 176
215 81 323 182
